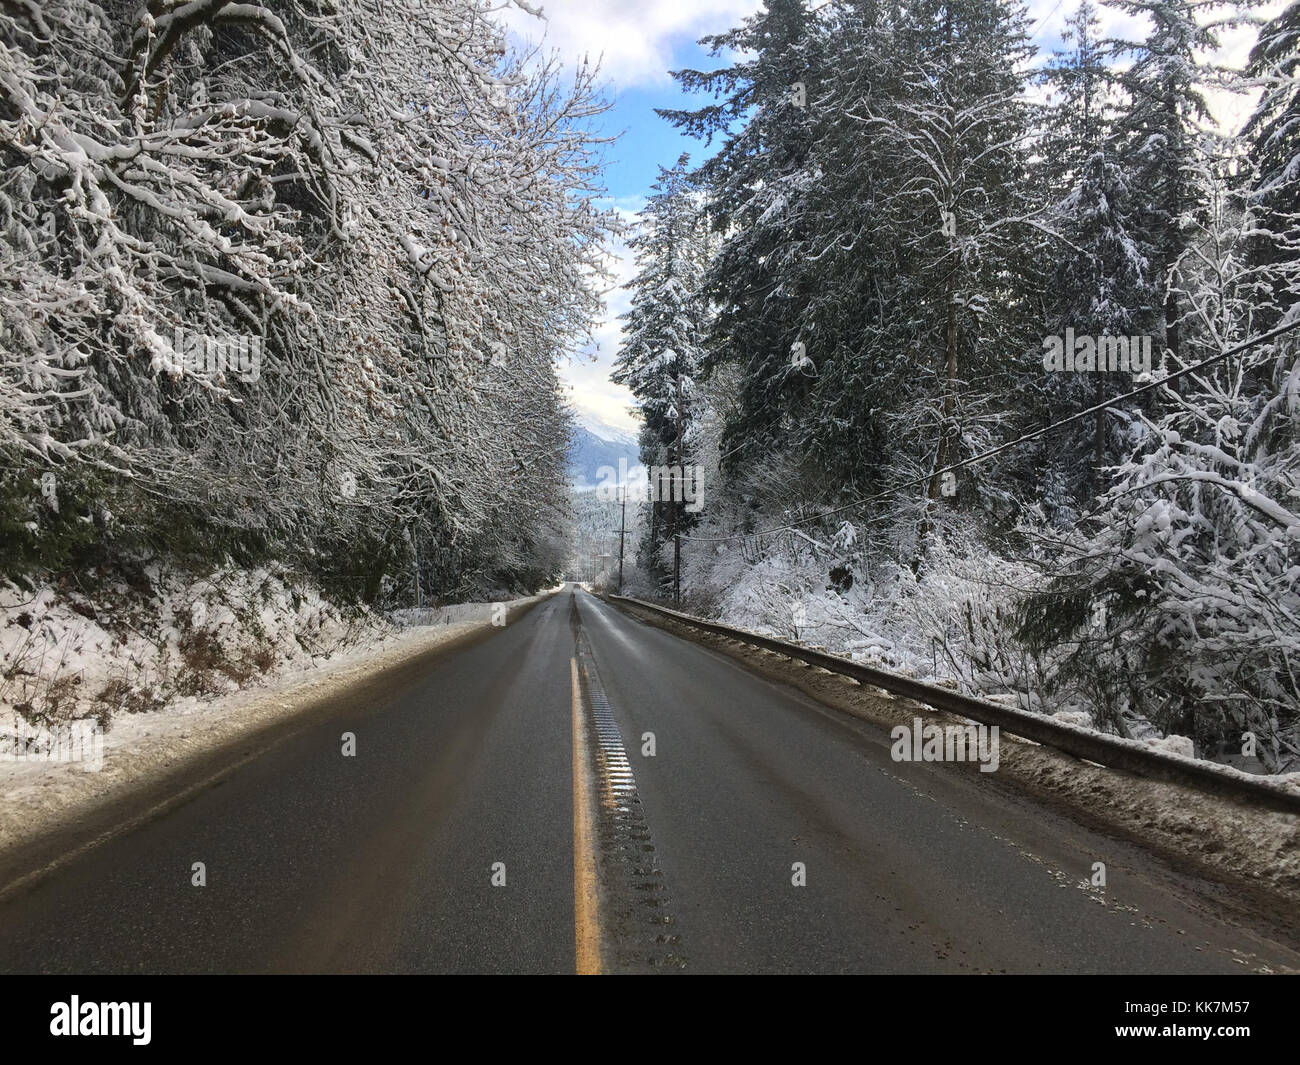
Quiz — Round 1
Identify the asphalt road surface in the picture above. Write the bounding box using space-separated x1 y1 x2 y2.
0 585 1295 974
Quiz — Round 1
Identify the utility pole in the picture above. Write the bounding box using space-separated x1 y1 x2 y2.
672 372 683 607
617 484 626 594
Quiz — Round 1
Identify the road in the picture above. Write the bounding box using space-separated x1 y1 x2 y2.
0 585 1295 974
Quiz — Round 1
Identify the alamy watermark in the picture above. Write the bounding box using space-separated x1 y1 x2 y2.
173 325 262 383
1 718 104 772
1042 328 1152 376
595 457 704 513
50 997 150 1045
891 716 1000 772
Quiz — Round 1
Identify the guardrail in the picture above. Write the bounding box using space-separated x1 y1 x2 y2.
606 594 1300 815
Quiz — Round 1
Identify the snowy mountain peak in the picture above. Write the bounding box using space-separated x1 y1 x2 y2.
575 411 638 447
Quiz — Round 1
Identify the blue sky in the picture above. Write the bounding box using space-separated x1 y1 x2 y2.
498 0 1270 434
498 0 765 433
563 69 723 434
600 80 703 206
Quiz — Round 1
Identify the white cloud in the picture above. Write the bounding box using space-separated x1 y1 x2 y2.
560 199 643 432
498 0 762 89
1022 0 1285 134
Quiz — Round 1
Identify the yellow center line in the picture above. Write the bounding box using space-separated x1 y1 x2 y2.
571 657 602 975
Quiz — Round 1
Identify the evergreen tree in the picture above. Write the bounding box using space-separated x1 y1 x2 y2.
1244 0 1300 324
657 0 819 474
1035 2 1154 509
1107 0 1217 366
853 0 1040 562
611 155 709 600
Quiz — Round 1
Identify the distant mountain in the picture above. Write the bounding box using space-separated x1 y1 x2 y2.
575 412 638 447
568 424 640 490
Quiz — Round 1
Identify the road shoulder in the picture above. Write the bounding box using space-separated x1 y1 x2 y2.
0 593 555 899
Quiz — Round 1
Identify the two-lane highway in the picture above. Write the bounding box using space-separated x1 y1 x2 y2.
0 586 1295 973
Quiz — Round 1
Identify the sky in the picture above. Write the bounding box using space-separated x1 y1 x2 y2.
496 0 1278 436
498 0 763 435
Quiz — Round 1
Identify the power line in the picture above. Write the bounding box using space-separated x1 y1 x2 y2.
683 316 1300 543
1028 0 1071 47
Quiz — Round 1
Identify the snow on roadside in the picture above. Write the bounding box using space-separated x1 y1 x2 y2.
0 570 553 854
680 533 1297 779
1 564 381 724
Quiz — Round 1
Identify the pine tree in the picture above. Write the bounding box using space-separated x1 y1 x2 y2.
1106 0 1217 366
611 155 709 601
1019 152 1300 766
1244 0 1300 324
851 0 1040 563
656 0 818 473
1035 2 1154 508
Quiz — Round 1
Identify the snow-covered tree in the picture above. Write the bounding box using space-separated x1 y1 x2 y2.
0 0 614 599
1019 159 1300 767
657 0 818 472
612 155 709 600
1106 0 1218 364
1245 0 1300 325
1033 3 1155 506
846 0 1040 563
